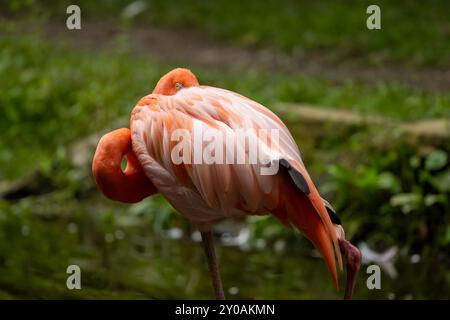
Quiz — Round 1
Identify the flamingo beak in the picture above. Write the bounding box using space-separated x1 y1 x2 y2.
339 238 362 300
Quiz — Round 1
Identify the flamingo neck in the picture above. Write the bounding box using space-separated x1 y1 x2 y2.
92 128 156 203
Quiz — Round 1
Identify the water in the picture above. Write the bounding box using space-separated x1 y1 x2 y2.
117 233 450 299
0 199 448 299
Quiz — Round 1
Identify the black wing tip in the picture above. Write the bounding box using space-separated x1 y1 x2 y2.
279 158 291 169
279 158 310 195
279 158 342 225
325 205 342 225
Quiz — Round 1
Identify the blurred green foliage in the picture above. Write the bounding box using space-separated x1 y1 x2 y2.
325 147 450 252
0 1 449 299
4 0 450 66
1 35 449 181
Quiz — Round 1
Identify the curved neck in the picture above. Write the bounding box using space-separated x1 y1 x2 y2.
92 128 157 203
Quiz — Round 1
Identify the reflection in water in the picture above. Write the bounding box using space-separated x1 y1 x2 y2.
359 242 398 278
0 201 448 300
117 227 449 300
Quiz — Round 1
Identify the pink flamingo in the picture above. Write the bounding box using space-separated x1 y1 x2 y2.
92 68 361 299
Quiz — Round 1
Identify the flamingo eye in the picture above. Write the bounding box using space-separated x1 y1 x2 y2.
175 82 183 90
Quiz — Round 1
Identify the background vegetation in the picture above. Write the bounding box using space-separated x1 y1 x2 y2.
0 0 449 299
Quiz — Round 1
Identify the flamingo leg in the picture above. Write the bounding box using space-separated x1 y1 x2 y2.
200 231 225 300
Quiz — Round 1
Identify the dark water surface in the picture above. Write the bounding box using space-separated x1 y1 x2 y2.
0 197 448 300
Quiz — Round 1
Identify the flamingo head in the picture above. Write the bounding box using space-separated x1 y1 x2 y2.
153 68 199 95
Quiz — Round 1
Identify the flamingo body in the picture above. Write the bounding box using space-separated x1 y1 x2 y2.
131 86 299 223
92 68 361 299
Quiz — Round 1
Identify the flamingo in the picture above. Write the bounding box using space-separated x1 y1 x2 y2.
92 68 361 299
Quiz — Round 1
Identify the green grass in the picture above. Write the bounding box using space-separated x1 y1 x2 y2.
1 33 449 180
6 0 450 67
147 0 450 67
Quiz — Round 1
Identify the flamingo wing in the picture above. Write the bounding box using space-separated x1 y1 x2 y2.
130 87 288 213
130 86 341 270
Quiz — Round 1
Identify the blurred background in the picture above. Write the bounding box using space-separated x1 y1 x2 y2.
0 0 449 299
